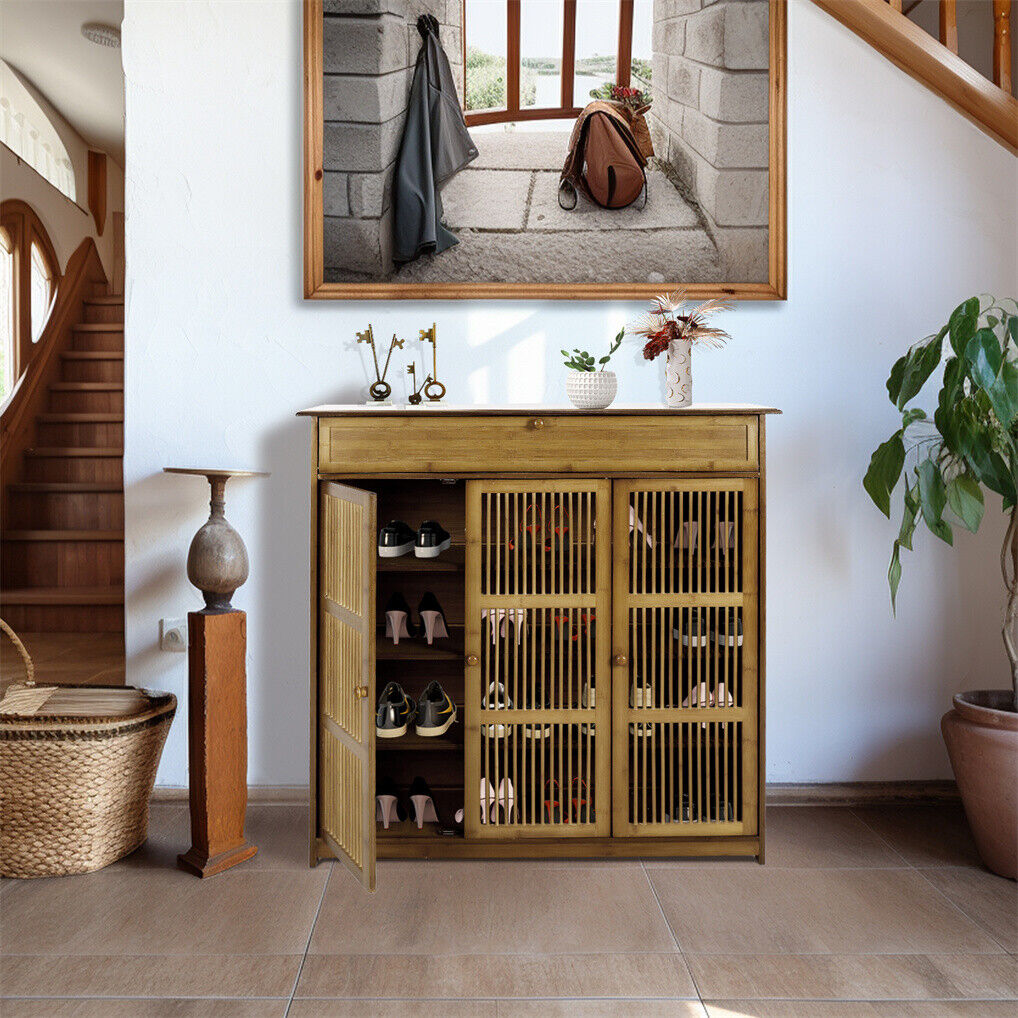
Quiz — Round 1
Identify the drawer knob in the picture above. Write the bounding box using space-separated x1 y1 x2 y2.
466 654 479 666
354 685 369 699
531 418 545 430
613 654 628 667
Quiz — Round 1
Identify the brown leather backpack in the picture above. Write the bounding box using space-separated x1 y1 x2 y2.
559 101 648 211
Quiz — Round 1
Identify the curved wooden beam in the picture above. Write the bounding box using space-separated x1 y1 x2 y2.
810 0 1018 154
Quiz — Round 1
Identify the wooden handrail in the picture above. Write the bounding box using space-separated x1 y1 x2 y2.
813 0 1018 153
0 237 107 510
994 0 1013 93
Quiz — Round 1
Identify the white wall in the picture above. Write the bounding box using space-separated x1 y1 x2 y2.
123 0 1018 789
1 60 124 280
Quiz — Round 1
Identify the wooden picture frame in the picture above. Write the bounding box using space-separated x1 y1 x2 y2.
303 0 786 301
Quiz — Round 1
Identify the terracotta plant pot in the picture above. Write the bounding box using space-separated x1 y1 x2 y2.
941 690 1018 880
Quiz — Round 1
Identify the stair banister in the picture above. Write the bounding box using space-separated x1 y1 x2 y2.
994 0 1013 93
940 0 959 54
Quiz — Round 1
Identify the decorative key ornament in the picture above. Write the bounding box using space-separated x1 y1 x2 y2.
356 324 404 401
419 323 446 402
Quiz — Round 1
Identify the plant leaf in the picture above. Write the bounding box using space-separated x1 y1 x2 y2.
886 354 907 405
863 432 905 517
888 541 902 615
898 481 920 551
948 297 979 356
966 328 1002 392
946 473 984 533
916 458 951 543
902 408 926 428
896 333 944 409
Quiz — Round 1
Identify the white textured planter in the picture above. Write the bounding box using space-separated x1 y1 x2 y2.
665 337 692 408
565 369 617 409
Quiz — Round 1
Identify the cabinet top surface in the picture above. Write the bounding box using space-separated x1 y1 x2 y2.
298 403 779 417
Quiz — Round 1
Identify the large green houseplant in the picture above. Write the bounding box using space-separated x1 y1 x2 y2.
864 294 1018 878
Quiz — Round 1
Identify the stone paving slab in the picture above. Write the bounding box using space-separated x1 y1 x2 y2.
391 226 722 284
528 168 701 231
471 130 568 170
441 169 532 230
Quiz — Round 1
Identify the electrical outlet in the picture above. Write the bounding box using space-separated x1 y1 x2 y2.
159 618 187 652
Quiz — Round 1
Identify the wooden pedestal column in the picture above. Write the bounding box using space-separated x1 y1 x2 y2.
178 610 258 877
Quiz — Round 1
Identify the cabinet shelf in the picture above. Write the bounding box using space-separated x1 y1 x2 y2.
376 546 465 572
376 627 464 661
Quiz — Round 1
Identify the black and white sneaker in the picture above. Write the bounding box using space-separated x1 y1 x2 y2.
378 520 415 558
522 687 551 739
376 681 416 738
415 680 457 737
713 609 743 648
415 520 451 558
674 610 709 648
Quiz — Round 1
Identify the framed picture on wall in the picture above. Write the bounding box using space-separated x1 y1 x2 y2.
303 0 786 300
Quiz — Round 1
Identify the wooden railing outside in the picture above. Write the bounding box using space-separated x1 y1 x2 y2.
463 0 637 128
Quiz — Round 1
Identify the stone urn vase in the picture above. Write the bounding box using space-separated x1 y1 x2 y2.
941 691 1018 879
665 337 692 408
565 369 617 410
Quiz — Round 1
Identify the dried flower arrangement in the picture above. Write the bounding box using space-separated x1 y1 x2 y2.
629 292 734 361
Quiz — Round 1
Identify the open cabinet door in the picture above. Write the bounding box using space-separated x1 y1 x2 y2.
318 482 376 890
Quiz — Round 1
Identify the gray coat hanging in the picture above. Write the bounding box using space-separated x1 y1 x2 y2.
392 15 478 265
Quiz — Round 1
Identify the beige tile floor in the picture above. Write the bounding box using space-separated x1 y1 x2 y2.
1 804 1015 1017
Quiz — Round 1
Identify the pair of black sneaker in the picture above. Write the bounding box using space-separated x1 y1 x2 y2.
378 519 451 559
376 680 457 738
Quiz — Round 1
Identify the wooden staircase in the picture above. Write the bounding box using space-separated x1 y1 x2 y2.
1 289 124 632
812 0 1017 152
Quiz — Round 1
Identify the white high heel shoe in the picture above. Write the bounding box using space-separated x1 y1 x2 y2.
494 779 515 823
629 505 654 548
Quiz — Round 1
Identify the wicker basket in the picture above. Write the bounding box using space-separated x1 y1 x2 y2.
0 620 176 878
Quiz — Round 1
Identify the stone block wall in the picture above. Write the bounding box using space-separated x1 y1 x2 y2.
649 0 769 281
322 0 463 280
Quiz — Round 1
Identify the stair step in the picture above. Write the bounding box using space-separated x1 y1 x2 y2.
49 382 123 391
61 351 124 360
37 413 124 423
0 587 123 605
2 530 124 542
9 482 124 493
85 296 124 306
73 324 124 333
26 447 123 457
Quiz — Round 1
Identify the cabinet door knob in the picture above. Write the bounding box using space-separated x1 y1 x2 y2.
531 418 545 430
613 654 628 666
354 685 369 699
466 654 479 666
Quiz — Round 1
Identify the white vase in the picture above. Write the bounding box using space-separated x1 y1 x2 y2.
565 369 617 409
665 337 692 408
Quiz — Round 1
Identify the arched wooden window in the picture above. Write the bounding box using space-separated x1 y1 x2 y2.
463 0 649 127
0 200 60 399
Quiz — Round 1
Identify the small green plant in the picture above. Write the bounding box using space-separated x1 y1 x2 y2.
562 329 624 372
864 295 1018 707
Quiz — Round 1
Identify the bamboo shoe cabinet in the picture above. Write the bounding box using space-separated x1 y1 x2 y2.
301 406 776 889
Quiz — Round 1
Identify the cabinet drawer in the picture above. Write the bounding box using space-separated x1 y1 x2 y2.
318 414 759 474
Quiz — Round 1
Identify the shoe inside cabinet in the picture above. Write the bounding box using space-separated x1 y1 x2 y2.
356 478 468 842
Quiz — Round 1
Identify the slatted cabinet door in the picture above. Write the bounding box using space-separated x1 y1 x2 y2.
318 482 376 889
612 479 759 838
465 480 612 838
